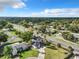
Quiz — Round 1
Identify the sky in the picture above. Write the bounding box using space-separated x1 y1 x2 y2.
0 0 79 17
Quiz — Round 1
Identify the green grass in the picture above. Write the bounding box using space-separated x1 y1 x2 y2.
0 56 5 59
45 47 69 59
10 31 16 36
20 48 39 59
0 56 10 59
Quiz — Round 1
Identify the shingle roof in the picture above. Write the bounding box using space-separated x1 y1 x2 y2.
9 42 30 56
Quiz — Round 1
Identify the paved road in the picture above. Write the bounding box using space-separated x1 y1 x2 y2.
0 29 22 51
37 47 46 59
46 34 79 59
4 30 22 43
4 31 14 37
74 56 79 59
13 57 20 59
46 34 79 52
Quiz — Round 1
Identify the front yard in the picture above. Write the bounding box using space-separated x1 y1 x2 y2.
45 47 69 59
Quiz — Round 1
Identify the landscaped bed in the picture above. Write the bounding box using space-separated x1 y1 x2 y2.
45 47 69 59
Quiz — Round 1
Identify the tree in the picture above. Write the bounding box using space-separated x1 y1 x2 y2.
68 46 74 52
19 32 33 42
62 32 74 42
57 43 61 48
5 23 13 31
39 25 47 33
4 46 12 59
0 32 8 42
0 20 8 29
68 25 79 33
19 20 29 28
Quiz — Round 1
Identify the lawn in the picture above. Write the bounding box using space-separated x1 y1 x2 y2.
10 31 16 36
20 48 39 59
0 56 9 59
45 47 69 59
0 56 5 59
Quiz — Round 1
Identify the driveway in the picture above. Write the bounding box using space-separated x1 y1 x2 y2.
37 47 46 59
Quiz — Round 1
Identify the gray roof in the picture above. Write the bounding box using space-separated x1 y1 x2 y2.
73 50 79 55
72 33 79 39
32 36 44 48
9 42 30 56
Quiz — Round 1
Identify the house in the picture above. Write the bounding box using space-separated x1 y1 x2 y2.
32 36 44 49
72 33 79 39
73 50 79 59
8 42 31 57
72 33 79 42
73 50 79 56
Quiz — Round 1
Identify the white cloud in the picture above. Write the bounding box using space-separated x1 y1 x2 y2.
12 2 25 8
0 0 26 10
31 8 79 17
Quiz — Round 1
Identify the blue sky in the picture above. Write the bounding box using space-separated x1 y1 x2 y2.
0 0 79 17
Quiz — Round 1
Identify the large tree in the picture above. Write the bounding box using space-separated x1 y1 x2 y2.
68 24 79 33
62 32 74 42
5 23 13 31
4 46 12 59
19 20 29 28
0 20 8 29
19 32 33 42
0 32 8 42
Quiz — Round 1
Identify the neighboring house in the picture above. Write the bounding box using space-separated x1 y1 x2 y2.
72 33 79 39
0 42 8 56
0 46 4 56
73 50 79 59
73 50 79 56
8 42 31 57
72 33 79 42
32 36 44 49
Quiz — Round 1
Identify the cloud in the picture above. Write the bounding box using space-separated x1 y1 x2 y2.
31 8 79 17
0 0 26 10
